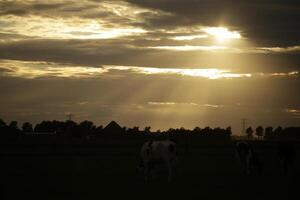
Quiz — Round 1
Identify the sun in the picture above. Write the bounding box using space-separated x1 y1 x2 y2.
203 27 241 42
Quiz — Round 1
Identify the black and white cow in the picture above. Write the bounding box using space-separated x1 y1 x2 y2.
277 141 296 175
235 141 263 175
137 140 178 182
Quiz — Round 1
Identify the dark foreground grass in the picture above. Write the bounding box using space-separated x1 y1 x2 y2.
1 140 299 199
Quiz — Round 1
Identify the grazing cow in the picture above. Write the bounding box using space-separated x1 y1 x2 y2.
137 140 178 182
235 141 263 175
277 142 296 175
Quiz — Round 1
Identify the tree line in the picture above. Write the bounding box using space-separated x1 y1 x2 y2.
245 126 300 140
1 119 299 140
0 119 231 140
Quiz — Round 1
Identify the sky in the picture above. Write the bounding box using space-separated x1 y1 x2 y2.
0 0 300 134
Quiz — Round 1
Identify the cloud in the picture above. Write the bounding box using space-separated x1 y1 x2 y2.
0 60 254 79
0 61 108 79
147 102 224 108
0 0 300 75
201 104 224 108
1 0 300 47
148 102 198 106
255 46 300 53
148 45 229 51
0 1 170 41
1 37 300 75
0 15 148 40
171 34 208 41
285 109 300 119
1 60 299 81
127 0 300 46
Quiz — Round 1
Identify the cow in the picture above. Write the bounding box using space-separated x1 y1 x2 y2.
235 141 263 175
277 141 296 175
136 140 178 182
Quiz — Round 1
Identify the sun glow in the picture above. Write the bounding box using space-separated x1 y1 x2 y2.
203 27 241 42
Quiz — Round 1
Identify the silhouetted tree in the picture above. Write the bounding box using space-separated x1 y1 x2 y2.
256 126 264 140
264 126 273 139
0 119 6 127
34 121 55 133
80 120 95 131
65 120 77 136
193 126 201 134
4 121 21 139
95 125 103 135
132 126 139 134
73 120 96 138
226 126 232 136
246 127 253 139
144 126 151 134
22 122 33 132
274 126 283 138
203 126 212 136
9 121 19 130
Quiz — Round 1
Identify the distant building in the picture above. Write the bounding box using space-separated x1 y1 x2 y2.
103 121 124 135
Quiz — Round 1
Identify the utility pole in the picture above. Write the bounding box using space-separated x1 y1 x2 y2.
241 118 247 135
66 113 74 121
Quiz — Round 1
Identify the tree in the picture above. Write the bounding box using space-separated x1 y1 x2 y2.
256 126 264 140
80 120 95 131
144 126 151 134
0 119 6 127
246 127 253 139
274 126 283 137
193 127 201 133
22 122 33 132
95 125 103 135
5 121 21 138
9 121 19 130
264 126 273 140
226 126 232 136
73 120 96 138
34 121 54 133
132 126 139 133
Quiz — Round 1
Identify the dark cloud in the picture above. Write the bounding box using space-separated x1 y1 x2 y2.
0 67 15 73
1 39 300 73
127 0 300 46
1 0 299 46
0 1 67 16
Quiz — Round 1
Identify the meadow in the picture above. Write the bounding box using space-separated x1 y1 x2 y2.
1 138 299 199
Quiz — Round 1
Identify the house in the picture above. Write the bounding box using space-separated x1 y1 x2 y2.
103 121 124 135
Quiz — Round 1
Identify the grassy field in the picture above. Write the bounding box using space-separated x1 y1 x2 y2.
1 139 299 199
